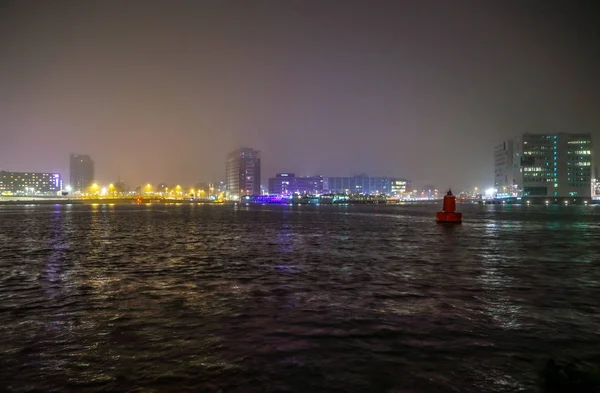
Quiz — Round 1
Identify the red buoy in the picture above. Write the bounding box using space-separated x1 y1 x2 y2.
436 189 462 223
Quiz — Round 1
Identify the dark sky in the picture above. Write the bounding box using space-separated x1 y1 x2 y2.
1 1 599 190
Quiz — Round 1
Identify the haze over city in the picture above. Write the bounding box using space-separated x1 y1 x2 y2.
1 1 599 189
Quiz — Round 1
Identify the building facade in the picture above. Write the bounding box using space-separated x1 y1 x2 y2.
323 174 410 196
268 173 324 195
494 138 519 190
0 171 62 195
495 133 593 200
226 148 261 199
70 154 94 193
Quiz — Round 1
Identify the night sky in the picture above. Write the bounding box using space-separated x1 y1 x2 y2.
1 1 599 190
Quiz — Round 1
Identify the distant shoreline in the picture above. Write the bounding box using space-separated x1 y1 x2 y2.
0 198 216 206
0 198 597 206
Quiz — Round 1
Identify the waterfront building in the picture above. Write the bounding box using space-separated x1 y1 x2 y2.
69 153 94 193
494 133 593 200
268 173 324 195
323 174 410 196
390 179 409 196
0 171 62 195
494 139 519 191
420 185 439 199
226 148 261 199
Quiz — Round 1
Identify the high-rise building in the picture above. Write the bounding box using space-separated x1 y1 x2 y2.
0 171 62 195
494 133 593 200
69 154 94 193
494 138 520 190
268 173 324 195
226 148 261 199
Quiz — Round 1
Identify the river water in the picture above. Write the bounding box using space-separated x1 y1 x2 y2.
0 203 599 392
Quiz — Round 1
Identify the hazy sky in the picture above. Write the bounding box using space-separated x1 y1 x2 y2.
1 1 598 189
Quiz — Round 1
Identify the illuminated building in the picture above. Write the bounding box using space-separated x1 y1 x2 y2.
323 174 410 196
390 179 409 196
69 154 94 193
0 171 62 195
226 148 261 199
495 133 593 200
268 173 324 195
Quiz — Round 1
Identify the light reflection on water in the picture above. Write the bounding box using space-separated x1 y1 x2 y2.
0 203 599 393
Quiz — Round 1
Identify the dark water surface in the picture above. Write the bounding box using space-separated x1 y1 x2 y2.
1 203 599 392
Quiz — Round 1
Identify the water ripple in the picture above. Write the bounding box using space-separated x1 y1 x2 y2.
1 203 599 392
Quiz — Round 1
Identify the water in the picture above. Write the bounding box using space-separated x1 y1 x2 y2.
1 203 599 392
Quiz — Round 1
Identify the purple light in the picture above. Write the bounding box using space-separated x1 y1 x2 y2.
244 195 289 204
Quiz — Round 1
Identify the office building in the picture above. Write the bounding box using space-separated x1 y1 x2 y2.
323 174 410 196
494 133 593 200
389 179 409 196
70 154 94 193
226 148 261 199
268 173 324 195
494 138 519 191
0 171 62 195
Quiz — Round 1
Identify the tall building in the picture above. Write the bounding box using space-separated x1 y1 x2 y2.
494 138 520 190
268 173 324 195
70 154 94 193
0 171 61 195
494 133 593 200
226 148 261 199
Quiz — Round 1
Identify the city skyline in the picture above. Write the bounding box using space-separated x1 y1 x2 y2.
1 1 599 189
0 139 595 197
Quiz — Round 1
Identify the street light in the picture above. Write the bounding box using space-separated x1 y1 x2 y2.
90 183 99 198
